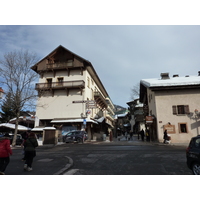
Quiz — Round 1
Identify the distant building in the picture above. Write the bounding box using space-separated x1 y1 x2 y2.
127 99 145 133
140 72 200 144
31 45 115 141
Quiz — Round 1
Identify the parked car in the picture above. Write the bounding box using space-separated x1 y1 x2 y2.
186 135 200 175
9 134 23 145
63 130 88 143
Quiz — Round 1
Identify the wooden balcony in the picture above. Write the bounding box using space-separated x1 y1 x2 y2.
46 61 73 70
94 91 108 108
35 80 85 96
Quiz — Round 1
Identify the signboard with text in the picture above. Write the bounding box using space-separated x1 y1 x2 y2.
163 124 176 133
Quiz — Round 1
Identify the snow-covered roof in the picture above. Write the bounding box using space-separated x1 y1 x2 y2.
31 127 44 131
116 113 128 118
135 103 144 107
141 75 200 88
0 123 31 131
9 116 35 122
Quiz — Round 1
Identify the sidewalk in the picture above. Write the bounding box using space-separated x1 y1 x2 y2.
86 135 189 147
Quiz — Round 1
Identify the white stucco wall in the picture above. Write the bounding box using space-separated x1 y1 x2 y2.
153 89 200 143
35 68 108 126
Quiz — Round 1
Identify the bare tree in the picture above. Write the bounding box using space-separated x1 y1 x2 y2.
130 83 140 100
0 49 39 146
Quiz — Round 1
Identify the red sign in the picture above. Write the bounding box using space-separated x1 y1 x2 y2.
146 116 153 123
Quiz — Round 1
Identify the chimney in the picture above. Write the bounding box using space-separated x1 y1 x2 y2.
160 73 170 80
173 74 179 77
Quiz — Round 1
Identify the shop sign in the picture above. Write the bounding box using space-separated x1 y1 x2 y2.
163 124 175 133
146 115 153 123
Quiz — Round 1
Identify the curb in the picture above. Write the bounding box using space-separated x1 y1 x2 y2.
53 156 73 175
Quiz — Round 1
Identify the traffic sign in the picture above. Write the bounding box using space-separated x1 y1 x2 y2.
83 119 87 125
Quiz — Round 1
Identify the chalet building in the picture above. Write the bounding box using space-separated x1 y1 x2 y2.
31 45 115 142
140 72 200 144
114 112 130 137
127 99 145 134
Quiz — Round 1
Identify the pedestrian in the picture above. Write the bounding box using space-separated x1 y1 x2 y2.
140 129 145 141
146 130 150 142
21 132 29 161
125 131 128 140
130 132 133 140
137 131 140 140
163 130 168 144
0 133 12 175
23 132 38 172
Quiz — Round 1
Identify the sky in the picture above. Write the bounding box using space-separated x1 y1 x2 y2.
0 1 200 109
1 25 200 108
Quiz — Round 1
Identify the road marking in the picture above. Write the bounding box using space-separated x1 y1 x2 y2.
37 158 53 162
63 169 79 175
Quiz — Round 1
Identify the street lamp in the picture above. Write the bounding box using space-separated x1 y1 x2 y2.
0 87 4 99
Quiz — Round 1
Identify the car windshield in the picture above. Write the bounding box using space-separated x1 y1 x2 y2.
194 138 200 148
67 132 75 136
62 131 72 136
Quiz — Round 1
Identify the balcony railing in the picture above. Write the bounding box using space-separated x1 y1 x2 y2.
46 61 73 70
35 80 85 90
94 91 107 108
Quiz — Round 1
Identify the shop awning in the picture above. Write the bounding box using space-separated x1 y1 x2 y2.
50 119 98 124
95 117 105 123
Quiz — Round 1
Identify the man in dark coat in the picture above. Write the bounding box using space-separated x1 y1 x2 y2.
140 129 145 141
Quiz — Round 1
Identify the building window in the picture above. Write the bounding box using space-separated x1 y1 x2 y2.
172 105 190 115
87 77 90 88
47 78 52 87
178 123 188 133
57 77 63 86
91 88 94 100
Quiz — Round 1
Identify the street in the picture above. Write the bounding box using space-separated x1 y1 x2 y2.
62 141 191 175
5 136 192 175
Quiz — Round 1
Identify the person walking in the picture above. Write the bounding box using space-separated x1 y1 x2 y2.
23 132 38 172
140 129 145 141
130 131 133 140
21 131 29 161
146 130 150 142
163 130 168 144
0 133 12 175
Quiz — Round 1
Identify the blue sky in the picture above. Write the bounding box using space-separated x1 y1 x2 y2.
1 25 200 107
0 1 200 107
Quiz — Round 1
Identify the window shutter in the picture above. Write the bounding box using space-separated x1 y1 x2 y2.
184 105 190 114
172 105 177 115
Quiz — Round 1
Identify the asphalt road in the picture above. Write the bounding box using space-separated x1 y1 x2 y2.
62 142 191 175
5 136 192 175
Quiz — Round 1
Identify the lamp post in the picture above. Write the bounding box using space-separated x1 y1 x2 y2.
0 87 4 99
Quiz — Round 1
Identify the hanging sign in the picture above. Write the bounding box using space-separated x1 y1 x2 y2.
146 116 153 123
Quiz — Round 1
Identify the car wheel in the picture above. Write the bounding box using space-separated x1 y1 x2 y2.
77 138 83 144
192 162 200 175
